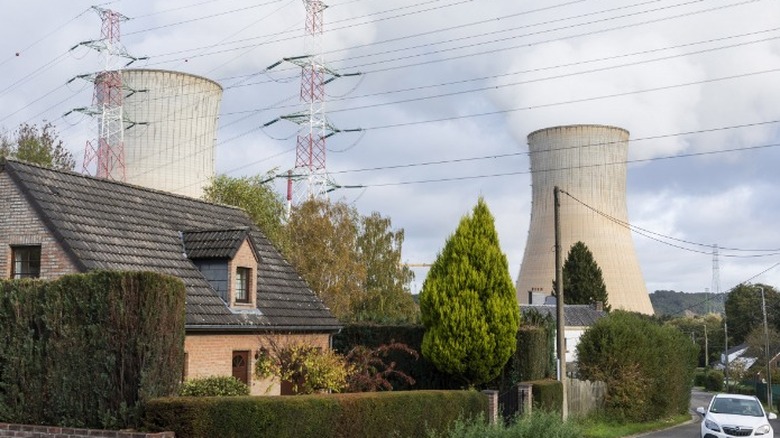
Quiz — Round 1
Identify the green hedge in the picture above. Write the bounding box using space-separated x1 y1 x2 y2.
527 379 563 413
514 327 552 382
180 376 250 397
332 325 460 390
144 390 487 438
705 370 724 392
0 271 186 429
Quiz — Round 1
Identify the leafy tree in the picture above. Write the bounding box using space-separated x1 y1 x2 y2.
284 199 365 320
724 283 780 346
354 212 418 324
0 123 75 170
744 326 780 370
202 173 287 249
554 241 610 310
577 311 698 422
666 313 724 367
419 197 519 386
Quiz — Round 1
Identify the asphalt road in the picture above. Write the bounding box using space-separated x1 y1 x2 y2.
636 389 780 438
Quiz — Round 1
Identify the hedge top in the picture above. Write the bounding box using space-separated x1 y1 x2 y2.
1 158 340 331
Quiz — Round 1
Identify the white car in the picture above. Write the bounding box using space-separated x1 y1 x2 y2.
697 393 777 438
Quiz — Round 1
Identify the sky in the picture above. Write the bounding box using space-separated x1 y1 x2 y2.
2 0 780 304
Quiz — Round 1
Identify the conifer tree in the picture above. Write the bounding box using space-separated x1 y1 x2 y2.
560 241 610 310
419 197 519 386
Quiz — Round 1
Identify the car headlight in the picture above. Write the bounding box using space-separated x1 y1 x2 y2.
704 418 721 432
755 424 772 435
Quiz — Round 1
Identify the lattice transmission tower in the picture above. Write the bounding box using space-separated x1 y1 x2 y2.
265 0 360 211
69 7 142 181
711 243 720 314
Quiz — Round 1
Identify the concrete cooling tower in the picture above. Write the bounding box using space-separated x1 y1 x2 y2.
515 125 654 315
121 69 222 198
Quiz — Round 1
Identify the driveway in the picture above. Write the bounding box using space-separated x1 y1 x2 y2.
636 389 780 438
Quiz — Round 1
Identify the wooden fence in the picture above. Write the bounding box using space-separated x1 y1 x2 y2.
567 378 606 416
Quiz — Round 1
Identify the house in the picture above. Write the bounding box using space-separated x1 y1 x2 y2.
0 158 341 395
520 302 606 363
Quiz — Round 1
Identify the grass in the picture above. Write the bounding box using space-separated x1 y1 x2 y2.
425 411 692 438
575 412 692 438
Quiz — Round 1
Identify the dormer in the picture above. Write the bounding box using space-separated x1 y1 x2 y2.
182 228 259 309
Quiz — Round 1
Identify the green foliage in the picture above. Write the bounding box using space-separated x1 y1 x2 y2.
0 123 75 170
428 411 582 438
180 376 250 397
144 390 487 438
725 283 779 346
284 200 419 324
576 311 698 422
254 341 350 394
557 241 609 310
528 379 563 413
354 212 419 324
650 290 725 317
705 370 724 392
0 271 185 429
665 314 724 367
419 198 519 386
514 327 553 382
202 173 287 250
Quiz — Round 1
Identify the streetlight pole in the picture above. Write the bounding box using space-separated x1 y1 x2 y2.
759 286 773 410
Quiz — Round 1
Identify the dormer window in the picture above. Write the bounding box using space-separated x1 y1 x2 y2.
235 267 251 303
11 245 41 279
183 228 259 309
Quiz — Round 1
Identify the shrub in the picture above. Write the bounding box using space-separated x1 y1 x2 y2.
705 370 724 392
345 341 418 392
255 341 350 394
180 376 249 397
528 379 563 413
428 410 582 438
577 311 698 422
693 368 707 387
145 390 487 438
0 271 185 429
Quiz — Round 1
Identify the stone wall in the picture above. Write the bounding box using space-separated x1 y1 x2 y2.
0 423 173 438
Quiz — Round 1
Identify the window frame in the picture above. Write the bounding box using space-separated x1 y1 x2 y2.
10 245 42 279
234 266 251 304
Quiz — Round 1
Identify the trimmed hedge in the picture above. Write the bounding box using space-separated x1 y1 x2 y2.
180 376 250 397
527 379 563 413
514 327 552 382
0 271 186 429
144 390 487 438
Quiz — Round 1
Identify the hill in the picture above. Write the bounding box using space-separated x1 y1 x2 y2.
650 290 725 317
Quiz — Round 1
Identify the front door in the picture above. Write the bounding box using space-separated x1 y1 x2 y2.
232 350 249 386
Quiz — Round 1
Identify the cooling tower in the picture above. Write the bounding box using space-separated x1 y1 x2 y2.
516 125 654 315
121 69 222 198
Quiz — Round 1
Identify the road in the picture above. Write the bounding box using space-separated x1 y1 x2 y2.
637 389 780 437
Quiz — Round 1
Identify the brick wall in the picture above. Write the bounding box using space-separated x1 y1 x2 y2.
227 238 258 308
0 423 173 438
0 173 79 279
184 332 331 396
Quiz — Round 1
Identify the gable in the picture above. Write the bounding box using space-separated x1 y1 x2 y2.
1 159 340 331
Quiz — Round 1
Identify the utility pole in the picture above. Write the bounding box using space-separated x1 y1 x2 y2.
704 323 709 368
759 286 772 410
554 186 567 419
725 320 729 389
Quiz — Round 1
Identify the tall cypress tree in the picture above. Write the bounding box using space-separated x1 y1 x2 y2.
561 241 610 310
419 197 519 386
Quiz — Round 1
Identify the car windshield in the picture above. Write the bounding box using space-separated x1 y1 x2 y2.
710 397 764 417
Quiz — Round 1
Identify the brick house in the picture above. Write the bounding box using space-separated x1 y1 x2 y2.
0 158 341 395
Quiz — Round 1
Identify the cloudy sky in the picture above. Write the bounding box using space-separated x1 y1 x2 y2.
2 0 780 304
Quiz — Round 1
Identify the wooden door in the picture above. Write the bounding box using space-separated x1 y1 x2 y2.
232 350 249 386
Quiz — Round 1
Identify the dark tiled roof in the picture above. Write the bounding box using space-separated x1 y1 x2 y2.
2 159 340 331
182 228 252 259
520 304 606 327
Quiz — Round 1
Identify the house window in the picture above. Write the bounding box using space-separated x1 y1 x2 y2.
11 246 41 279
235 267 251 303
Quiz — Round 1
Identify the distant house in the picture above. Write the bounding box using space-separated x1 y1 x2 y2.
520 301 606 363
0 158 341 395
